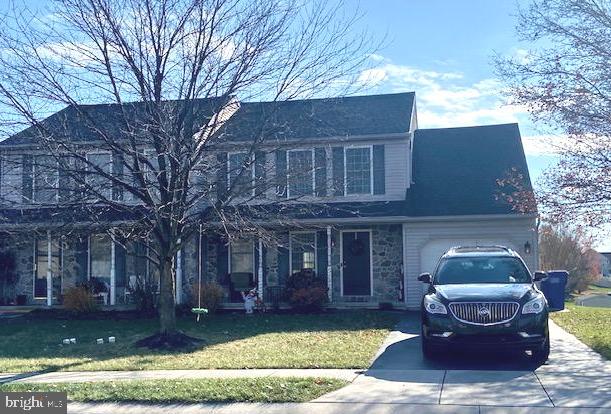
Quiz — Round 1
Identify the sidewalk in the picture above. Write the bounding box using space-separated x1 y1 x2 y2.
0 368 361 384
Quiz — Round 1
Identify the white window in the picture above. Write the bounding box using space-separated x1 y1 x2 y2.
345 147 372 195
228 152 254 195
86 152 112 200
287 149 314 197
230 240 254 274
33 155 58 203
89 233 111 290
290 232 317 274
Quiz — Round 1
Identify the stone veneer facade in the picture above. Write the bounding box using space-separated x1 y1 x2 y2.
7 224 405 306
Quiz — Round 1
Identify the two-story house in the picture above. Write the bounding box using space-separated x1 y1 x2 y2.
0 92 538 309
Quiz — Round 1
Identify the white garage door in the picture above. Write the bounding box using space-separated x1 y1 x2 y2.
420 239 519 276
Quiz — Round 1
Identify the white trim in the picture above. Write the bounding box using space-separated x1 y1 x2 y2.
257 238 264 298
343 145 374 196
288 231 318 274
326 226 332 301
227 151 256 196
176 242 183 305
110 232 116 306
46 230 52 306
286 148 315 198
339 229 373 297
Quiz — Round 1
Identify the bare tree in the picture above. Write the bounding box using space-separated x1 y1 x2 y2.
0 0 374 344
539 223 599 293
495 0 611 228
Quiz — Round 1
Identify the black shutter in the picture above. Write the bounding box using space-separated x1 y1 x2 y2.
21 154 33 203
216 152 228 201
112 153 124 201
115 242 126 289
255 151 266 198
278 242 289 287
316 231 327 280
216 238 229 284
332 147 344 196
75 236 88 284
373 144 386 195
275 150 287 198
314 148 327 197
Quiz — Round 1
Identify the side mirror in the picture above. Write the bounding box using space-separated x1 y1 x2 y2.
533 271 547 282
418 273 432 284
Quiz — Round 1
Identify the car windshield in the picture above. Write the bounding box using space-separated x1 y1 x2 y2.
435 256 531 285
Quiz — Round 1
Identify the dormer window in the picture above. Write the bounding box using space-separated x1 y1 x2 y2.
287 149 314 197
345 146 373 195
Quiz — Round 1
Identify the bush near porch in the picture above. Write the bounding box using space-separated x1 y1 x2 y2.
0 310 398 373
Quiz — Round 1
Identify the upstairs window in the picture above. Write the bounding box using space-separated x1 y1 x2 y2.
86 152 112 200
287 149 314 197
228 152 254 195
33 155 58 203
345 147 372 195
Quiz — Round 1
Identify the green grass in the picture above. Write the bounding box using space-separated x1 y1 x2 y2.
0 378 347 403
551 303 611 360
0 311 398 373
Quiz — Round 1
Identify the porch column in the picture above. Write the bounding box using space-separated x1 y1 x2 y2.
176 240 183 305
46 230 52 307
326 226 332 301
110 232 116 306
257 238 264 300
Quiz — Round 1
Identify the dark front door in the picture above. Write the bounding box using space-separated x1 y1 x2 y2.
342 231 371 295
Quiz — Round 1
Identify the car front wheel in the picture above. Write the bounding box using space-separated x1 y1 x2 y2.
421 326 436 360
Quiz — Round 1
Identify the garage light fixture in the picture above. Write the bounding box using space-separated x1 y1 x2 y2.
524 241 531 254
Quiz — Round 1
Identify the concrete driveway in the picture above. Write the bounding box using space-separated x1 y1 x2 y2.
315 312 611 411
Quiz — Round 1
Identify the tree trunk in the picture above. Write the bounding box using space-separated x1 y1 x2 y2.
158 255 177 334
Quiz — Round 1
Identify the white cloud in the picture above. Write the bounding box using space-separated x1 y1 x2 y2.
357 56 530 129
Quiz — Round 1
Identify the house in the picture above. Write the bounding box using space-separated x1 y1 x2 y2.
600 252 611 278
0 92 538 309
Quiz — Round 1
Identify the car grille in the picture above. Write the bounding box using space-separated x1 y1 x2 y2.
448 302 519 325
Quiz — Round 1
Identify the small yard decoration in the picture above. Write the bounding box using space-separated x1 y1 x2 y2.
241 289 257 314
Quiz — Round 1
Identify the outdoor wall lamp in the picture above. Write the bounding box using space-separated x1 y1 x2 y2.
524 241 532 254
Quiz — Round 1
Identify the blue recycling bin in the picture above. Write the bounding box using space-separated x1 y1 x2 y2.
540 270 568 311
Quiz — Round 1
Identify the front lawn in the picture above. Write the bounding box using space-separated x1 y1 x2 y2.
550 303 611 360
1 378 346 403
0 311 398 373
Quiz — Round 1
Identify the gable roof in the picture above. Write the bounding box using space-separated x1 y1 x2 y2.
216 92 415 142
1 92 415 148
406 123 535 216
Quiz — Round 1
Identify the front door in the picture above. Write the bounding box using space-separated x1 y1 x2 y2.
341 231 371 295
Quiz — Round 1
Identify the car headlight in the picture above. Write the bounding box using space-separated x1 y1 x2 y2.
424 295 447 315
522 295 546 314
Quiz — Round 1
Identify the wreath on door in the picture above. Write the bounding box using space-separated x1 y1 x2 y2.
349 239 366 256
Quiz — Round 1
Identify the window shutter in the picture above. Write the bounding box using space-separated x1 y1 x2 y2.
255 151 266 198
216 152 228 201
373 145 386 195
112 153 124 201
216 239 228 283
21 154 33 203
332 147 344 196
75 236 88 283
314 148 327 197
316 231 327 279
115 242 126 289
278 243 289 286
275 149 287 198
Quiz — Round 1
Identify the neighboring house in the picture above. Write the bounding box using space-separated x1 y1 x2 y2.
601 252 611 278
0 92 538 309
